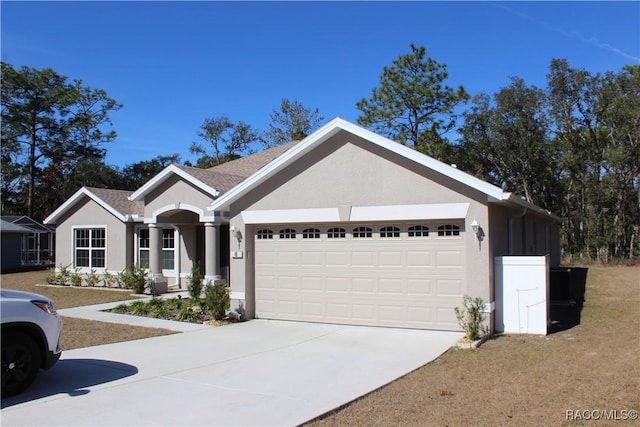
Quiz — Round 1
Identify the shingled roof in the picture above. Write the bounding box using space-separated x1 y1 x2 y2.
207 140 300 178
86 187 144 217
45 141 302 224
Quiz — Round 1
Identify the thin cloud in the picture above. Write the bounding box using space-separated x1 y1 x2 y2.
492 2 640 63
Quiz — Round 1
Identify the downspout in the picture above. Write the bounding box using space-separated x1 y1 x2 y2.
508 207 527 255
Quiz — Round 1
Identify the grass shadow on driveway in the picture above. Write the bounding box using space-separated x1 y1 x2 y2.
1 359 138 408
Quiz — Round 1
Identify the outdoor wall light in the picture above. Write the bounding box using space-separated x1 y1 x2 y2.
230 226 243 244
471 219 480 237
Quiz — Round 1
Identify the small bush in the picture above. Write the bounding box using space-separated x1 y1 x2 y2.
120 265 148 294
128 300 150 316
187 262 204 300
85 269 100 287
205 284 230 320
176 307 202 323
454 295 486 342
103 271 118 288
111 303 131 314
148 300 171 319
70 269 83 287
45 269 57 285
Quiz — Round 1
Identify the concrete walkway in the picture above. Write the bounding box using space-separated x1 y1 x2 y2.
1 302 462 426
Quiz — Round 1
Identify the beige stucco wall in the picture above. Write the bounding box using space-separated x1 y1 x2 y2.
144 175 215 221
53 196 131 274
227 131 494 320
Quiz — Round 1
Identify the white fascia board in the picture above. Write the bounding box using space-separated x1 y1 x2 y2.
44 187 127 224
129 164 220 201
242 208 341 224
349 203 470 222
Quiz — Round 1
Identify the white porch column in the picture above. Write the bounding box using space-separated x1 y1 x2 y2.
204 222 220 283
148 224 164 279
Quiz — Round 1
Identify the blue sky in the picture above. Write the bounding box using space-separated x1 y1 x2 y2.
2 1 638 167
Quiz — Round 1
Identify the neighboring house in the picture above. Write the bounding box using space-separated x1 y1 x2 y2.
1 216 56 273
44 118 561 332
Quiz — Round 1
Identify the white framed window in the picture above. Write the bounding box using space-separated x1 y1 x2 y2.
328 227 346 239
162 228 175 269
74 227 106 268
302 228 320 239
138 228 150 268
408 225 430 237
256 229 273 239
279 228 296 239
438 224 461 237
353 226 372 238
380 226 400 238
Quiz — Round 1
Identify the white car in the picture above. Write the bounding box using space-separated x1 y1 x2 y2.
1 289 63 397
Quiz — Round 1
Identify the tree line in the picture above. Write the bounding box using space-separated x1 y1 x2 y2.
1 46 638 262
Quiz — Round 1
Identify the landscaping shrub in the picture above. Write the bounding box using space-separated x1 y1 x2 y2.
187 262 204 300
119 265 148 294
205 284 230 320
85 269 101 287
454 295 486 341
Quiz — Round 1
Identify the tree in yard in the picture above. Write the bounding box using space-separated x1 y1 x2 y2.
1 62 121 220
261 98 324 147
547 59 640 260
455 77 560 210
121 154 181 189
356 44 469 160
189 116 259 168
1 62 72 218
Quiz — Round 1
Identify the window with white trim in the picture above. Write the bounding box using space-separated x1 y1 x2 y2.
302 228 320 239
408 225 430 237
380 226 400 238
138 228 149 268
327 227 346 239
162 228 175 269
438 224 460 237
74 228 106 268
256 229 273 239
279 228 296 239
353 226 372 238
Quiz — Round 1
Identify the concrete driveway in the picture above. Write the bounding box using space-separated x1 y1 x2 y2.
1 319 461 426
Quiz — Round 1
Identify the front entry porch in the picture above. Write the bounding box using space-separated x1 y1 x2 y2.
138 210 229 292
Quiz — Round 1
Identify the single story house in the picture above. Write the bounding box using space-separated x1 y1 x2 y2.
1 216 55 273
45 118 561 332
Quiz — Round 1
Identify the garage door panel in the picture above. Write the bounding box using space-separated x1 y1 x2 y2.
301 251 323 266
326 303 350 318
352 277 376 293
352 304 376 321
278 276 299 290
379 278 403 294
351 251 375 266
278 251 299 266
378 251 402 266
255 223 466 331
326 251 348 266
436 278 463 296
326 277 349 292
407 278 433 295
436 250 464 269
407 251 432 267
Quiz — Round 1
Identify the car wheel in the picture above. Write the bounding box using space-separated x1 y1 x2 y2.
1 332 41 397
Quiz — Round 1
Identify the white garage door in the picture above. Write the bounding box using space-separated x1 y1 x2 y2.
254 223 465 330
